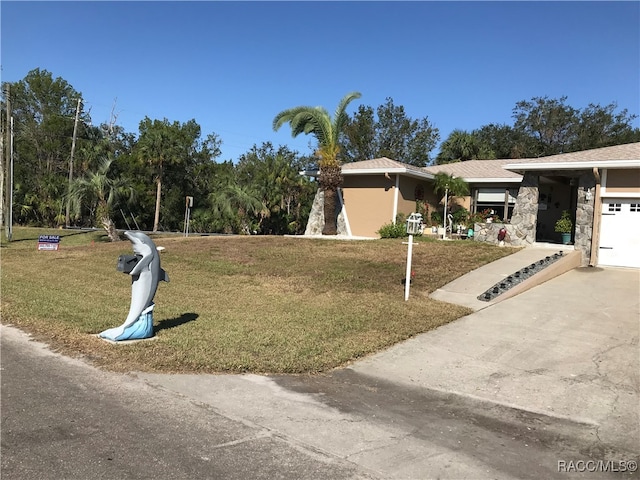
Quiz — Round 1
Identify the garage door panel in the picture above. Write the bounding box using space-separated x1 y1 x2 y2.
599 199 640 268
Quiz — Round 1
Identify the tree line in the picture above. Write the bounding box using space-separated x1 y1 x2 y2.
0 69 317 236
434 96 640 163
2 68 638 237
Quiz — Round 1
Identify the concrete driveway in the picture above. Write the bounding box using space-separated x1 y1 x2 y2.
351 260 640 454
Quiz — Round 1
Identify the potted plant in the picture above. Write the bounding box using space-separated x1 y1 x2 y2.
554 210 573 244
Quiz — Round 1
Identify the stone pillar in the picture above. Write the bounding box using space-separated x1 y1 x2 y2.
509 172 539 245
575 172 596 266
304 189 348 236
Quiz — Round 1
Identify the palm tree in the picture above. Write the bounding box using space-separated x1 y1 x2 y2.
135 118 191 232
273 92 361 235
208 184 266 235
432 172 469 238
435 129 481 164
136 126 168 232
67 157 135 241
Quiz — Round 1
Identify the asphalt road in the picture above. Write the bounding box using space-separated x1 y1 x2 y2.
0 327 367 480
3 324 637 479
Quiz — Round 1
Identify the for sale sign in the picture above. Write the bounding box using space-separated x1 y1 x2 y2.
37 235 61 251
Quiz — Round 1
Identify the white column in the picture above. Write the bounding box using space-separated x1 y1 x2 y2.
392 174 400 223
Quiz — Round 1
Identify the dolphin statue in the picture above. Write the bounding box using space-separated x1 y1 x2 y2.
99 231 169 341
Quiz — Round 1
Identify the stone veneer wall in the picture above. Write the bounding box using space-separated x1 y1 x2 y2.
473 170 596 267
474 172 539 246
473 222 531 246
575 171 596 265
508 172 539 245
304 189 348 236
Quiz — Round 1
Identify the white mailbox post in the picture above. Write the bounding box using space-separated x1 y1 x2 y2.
404 213 422 301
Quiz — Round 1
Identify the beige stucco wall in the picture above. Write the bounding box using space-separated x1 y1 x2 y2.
397 176 431 217
341 175 432 237
604 168 640 194
342 175 396 237
452 195 471 211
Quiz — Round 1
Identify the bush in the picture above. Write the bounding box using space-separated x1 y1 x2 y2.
469 212 485 225
377 221 407 239
451 207 470 226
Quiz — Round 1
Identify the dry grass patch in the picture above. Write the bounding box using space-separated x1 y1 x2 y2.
1 228 518 373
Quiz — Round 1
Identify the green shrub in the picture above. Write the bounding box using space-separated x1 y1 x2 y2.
452 207 469 226
377 221 407 238
554 210 573 233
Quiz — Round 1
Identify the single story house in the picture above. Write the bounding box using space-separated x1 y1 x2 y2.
304 142 640 268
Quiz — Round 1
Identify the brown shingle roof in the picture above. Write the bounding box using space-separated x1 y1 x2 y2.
342 157 418 171
513 142 640 164
341 157 433 178
336 143 640 181
422 159 522 180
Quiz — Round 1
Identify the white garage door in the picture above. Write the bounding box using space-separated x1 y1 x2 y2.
599 199 640 268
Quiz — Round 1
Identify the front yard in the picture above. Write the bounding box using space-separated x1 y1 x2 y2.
1 228 517 373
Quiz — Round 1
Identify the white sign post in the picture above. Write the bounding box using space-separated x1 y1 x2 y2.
404 213 422 301
184 196 193 237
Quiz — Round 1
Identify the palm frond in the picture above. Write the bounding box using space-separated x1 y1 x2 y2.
272 106 314 132
333 92 362 141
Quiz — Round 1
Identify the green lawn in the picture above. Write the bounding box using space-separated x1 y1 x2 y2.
1 227 517 374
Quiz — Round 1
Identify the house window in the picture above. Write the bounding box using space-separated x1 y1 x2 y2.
608 203 621 212
631 203 639 212
473 188 518 221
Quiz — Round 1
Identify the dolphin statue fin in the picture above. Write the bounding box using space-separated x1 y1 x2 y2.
160 268 170 283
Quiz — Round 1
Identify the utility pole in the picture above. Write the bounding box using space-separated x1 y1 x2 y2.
1 109 5 232
65 98 81 228
4 84 11 241
7 116 13 241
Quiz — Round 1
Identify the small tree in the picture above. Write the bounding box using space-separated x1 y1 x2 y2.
432 172 469 234
67 157 135 241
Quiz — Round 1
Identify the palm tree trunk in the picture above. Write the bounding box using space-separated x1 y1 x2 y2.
320 164 342 235
322 188 338 235
153 177 161 232
101 216 121 242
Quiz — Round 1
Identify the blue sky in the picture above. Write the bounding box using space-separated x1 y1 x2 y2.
2 1 639 162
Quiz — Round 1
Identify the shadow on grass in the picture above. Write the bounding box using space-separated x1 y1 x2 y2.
155 313 199 333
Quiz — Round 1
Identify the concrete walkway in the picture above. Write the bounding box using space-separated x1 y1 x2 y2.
430 245 577 311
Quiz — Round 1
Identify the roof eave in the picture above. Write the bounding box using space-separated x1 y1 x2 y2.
345 168 434 180
465 177 523 184
503 160 640 172
303 167 435 180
